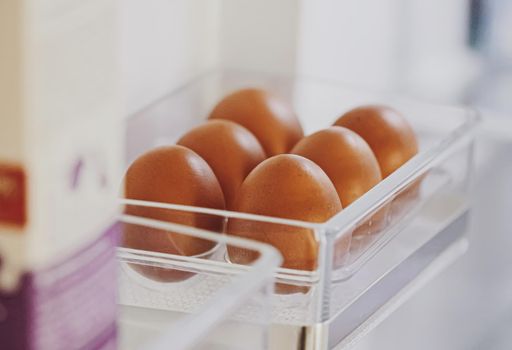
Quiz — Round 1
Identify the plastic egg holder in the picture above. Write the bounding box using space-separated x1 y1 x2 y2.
122 70 479 348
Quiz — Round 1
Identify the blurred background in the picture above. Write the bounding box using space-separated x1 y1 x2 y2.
122 0 512 115
120 1 512 349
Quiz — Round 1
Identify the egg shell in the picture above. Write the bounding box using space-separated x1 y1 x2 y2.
291 126 382 207
177 120 266 209
291 126 388 241
227 154 346 273
123 145 226 282
209 88 304 156
335 105 420 240
334 105 418 178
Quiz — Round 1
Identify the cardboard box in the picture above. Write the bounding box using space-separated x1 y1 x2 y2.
0 0 122 348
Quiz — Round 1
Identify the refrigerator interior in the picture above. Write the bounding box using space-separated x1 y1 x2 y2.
119 1 511 349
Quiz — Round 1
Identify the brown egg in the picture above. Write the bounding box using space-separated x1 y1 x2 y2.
291 126 382 207
291 126 388 241
334 105 418 178
227 154 346 272
123 145 226 282
209 88 304 156
177 120 266 209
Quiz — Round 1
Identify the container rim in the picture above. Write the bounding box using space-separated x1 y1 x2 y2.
120 214 282 268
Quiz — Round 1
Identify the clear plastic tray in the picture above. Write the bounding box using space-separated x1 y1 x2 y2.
118 214 281 350
122 70 479 345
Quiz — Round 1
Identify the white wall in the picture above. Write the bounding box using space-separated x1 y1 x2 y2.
220 0 299 74
121 0 300 116
218 0 477 102
119 0 405 113
296 0 403 90
120 0 477 114
121 0 221 116
399 0 479 102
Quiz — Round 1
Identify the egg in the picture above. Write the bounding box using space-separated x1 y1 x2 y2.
335 105 421 225
122 145 226 282
291 126 382 207
227 154 347 273
209 88 304 156
291 126 387 240
334 105 418 178
177 120 266 209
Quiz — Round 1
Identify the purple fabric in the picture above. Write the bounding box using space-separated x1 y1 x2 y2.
0 223 120 350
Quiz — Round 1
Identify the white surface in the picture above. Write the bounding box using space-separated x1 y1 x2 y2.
398 0 479 102
220 0 299 74
297 0 401 90
121 0 221 115
120 0 481 114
